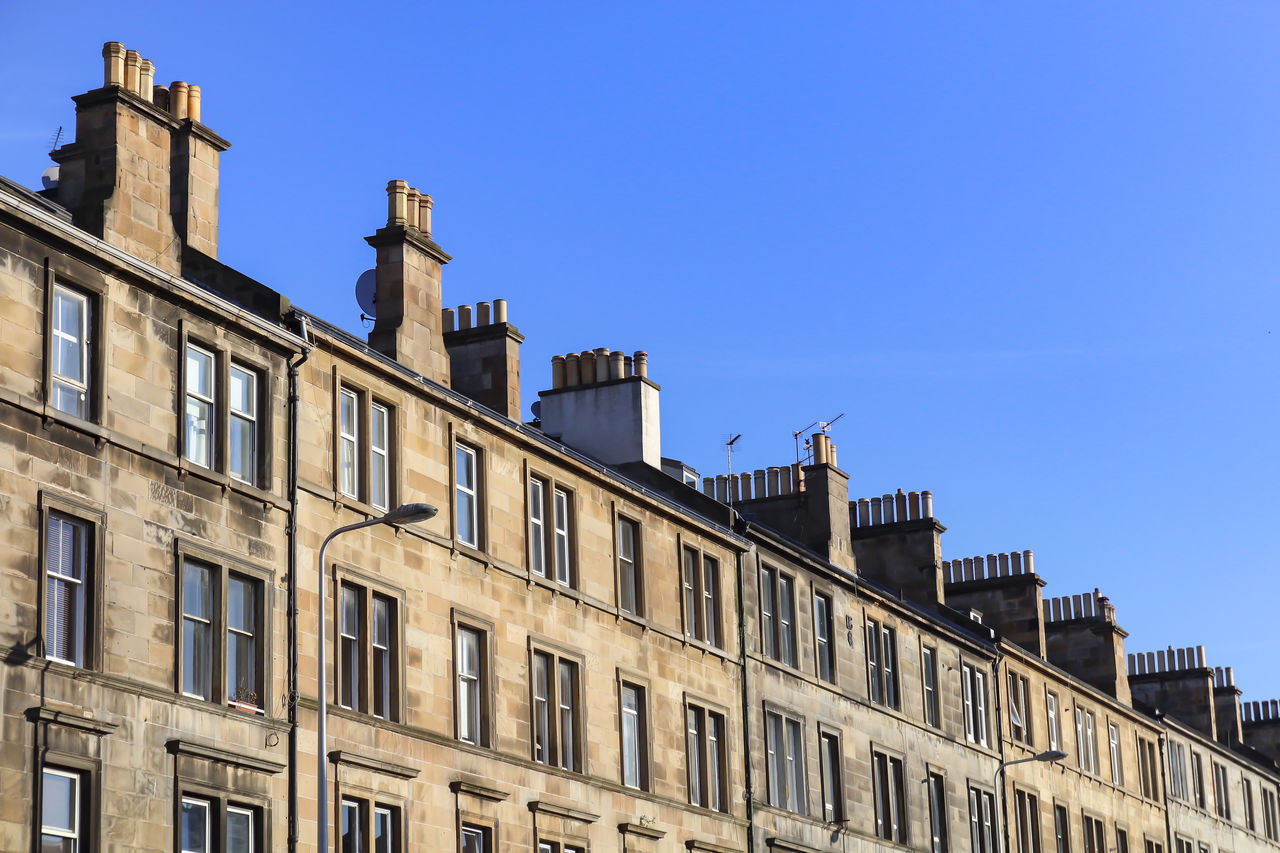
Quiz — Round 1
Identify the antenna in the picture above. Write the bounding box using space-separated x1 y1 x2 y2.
725 433 742 508
354 269 377 325
792 413 845 465
47 126 63 153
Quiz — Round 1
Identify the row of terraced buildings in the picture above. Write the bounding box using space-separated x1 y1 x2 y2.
2 41 1279 853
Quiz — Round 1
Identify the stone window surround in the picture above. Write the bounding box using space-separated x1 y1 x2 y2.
816 721 845 823
38 489 106 671
329 750 416 853
331 367 402 515
683 690 732 813
174 537 275 714
450 425 487 553
41 256 108 427
178 319 274 492
525 465 579 588
526 637 587 773
677 534 723 651
451 608 497 748
617 667 652 792
811 583 836 685
330 562 407 724
612 504 645 618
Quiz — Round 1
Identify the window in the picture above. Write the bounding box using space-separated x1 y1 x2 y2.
181 795 261 853
818 729 844 823
1191 751 1206 808
928 772 948 853
42 767 86 853
1047 691 1062 751
1145 841 1164 853
1015 789 1042 853
682 546 720 647
338 387 392 510
455 443 479 547
814 591 834 682
455 623 489 746
759 566 796 666
531 649 581 772
1075 708 1098 774
337 580 400 721
1082 815 1104 853
228 365 258 485
686 702 727 811
1108 724 1123 786
962 662 989 746
1212 762 1231 819
1136 737 1158 801
537 843 584 853
873 749 907 843
866 618 899 709
461 824 491 853
529 477 574 585
1054 804 1070 853
1116 828 1129 853
620 681 648 789
340 797 399 853
1257 789 1278 844
49 283 92 419
1169 742 1189 800
969 787 996 853
923 647 940 728
1009 672 1032 745
1244 778 1255 831
44 511 93 667
185 343 216 468
180 556 266 710
616 516 641 614
765 709 805 813
1174 837 1194 853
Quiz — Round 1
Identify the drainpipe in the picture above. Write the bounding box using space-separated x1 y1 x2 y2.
1156 712 1174 853
734 515 756 853
286 315 312 853
992 644 1009 853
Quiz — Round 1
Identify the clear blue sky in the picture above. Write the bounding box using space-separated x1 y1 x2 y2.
4 3 1278 703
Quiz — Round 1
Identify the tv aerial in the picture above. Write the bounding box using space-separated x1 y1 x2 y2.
355 269 377 326
792 412 844 464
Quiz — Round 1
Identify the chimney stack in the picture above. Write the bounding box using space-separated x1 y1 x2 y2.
443 298 524 420
849 488 945 608
1041 588 1130 703
366 180 452 383
941 549 1046 655
538 349 661 467
1127 645 1216 739
50 42 230 275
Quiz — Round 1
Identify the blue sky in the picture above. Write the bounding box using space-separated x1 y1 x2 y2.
3 2 1278 702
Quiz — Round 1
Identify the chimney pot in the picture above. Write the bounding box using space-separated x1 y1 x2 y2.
125 50 141 94
908 491 921 520
494 299 508 323
386 179 408 226
715 475 728 503
551 355 566 389
739 472 753 501
1023 550 1034 574
624 354 633 378
103 42 126 88
419 194 434 235
857 497 870 527
634 350 649 379
458 304 473 330
442 307 455 332
702 477 714 497
922 490 933 518
139 60 155 103
564 353 581 387
870 497 882 525
580 351 596 384
811 433 829 465
477 301 491 326
754 469 766 498
405 188 420 230
780 465 793 494
170 80 189 119
186 84 201 122
767 467 781 495
152 84 170 112
896 491 909 521
594 347 610 383
610 350 625 380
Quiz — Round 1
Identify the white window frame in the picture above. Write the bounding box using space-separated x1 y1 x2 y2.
339 388 360 499
227 804 256 853
531 649 581 772
41 767 82 851
617 516 640 614
686 701 727 811
456 625 483 745
621 681 647 789
682 546 721 647
455 443 479 548
1047 691 1061 751
371 594 392 719
814 591 834 682
970 787 996 853
50 283 91 419
369 402 389 511
185 343 217 469
181 796 212 853
45 512 88 667
923 646 940 728
529 476 546 577
228 364 258 485
1009 672 1032 745
1108 723 1123 786
819 729 844 823
867 618 899 709
765 708 806 813
873 748 907 843
553 486 572 585
963 663 988 746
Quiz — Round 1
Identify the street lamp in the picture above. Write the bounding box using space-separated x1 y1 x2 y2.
993 749 1068 853
316 503 437 852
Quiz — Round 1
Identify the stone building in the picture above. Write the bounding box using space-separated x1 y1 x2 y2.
2 40 1280 853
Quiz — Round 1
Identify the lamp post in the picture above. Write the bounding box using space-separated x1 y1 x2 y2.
993 749 1068 853
316 503 437 852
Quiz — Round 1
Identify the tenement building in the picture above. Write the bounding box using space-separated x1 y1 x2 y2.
1 41 1278 853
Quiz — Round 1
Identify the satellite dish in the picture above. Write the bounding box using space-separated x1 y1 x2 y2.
41 166 60 191
355 269 377 318
531 401 542 420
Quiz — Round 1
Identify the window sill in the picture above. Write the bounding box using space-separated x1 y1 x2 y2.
182 462 286 510
336 493 392 519
41 404 108 441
